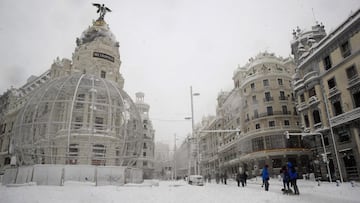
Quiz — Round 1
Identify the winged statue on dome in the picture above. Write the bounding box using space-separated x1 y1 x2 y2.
92 3 112 21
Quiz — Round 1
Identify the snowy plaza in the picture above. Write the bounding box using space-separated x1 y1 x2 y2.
1 178 360 203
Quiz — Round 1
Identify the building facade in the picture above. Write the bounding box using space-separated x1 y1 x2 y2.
0 12 155 176
292 9 360 181
199 52 311 178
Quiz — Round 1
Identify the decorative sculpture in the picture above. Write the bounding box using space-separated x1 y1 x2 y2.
92 3 112 21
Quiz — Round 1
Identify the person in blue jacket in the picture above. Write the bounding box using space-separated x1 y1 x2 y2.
261 164 270 191
287 162 300 195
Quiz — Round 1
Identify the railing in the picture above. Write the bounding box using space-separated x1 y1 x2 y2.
348 75 360 87
328 87 340 98
279 96 288 101
263 97 274 102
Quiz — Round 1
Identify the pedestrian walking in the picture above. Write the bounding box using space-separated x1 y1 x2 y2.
223 172 228 185
281 165 291 194
236 172 241 187
261 165 270 191
288 162 300 195
215 172 220 184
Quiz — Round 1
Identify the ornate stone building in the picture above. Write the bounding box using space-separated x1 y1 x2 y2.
0 11 154 176
292 9 360 181
199 52 310 178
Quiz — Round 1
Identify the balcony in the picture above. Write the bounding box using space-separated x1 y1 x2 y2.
279 96 288 101
348 75 360 88
328 87 340 98
308 96 320 106
303 71 319 84
330 107 360 127
263 97 274 102
297 102 308 112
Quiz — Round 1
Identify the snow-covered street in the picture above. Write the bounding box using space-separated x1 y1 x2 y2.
1 178 359 203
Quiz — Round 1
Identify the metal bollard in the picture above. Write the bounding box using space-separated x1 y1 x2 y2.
351 181 354 187
317 180 321 186
336 180 340 186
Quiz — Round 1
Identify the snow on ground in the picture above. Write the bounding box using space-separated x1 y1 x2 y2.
1 178 360 203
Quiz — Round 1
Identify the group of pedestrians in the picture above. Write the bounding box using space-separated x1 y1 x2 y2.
215 172 228 184
236 171 248 187
210 162 299 195
261 162 299 194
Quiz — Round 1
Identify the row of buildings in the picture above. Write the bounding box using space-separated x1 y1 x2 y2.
0 12 155 178
175 9 360 182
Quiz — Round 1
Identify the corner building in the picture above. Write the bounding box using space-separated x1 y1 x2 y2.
292 9 360 181
218 52 310 177
0 15 154 174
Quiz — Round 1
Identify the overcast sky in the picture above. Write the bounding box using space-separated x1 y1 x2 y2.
0 0 359 146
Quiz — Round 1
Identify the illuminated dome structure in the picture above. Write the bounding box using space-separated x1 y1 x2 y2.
12 15 144 167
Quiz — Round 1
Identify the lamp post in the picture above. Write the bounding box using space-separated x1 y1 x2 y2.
185 86 200 176
284 131 332 182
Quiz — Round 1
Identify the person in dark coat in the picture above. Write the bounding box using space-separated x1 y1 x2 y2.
261 165 270 191
236 172 241 187
223 172 228 185
215 172 220 184
239 171 247 187
281 165 290 193
288 162 300 195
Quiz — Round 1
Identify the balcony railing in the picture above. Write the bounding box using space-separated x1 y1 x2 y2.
328 87 340 98
279 96 288 101
263 97 274 102
330 107 360 127
348 75 360 87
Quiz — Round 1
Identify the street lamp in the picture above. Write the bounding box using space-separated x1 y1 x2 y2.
186 86 200 176
284 131 332 182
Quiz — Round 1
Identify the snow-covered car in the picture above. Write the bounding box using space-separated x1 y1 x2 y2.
188 175 204 186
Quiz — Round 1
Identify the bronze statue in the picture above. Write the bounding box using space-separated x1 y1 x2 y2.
92 3 111 21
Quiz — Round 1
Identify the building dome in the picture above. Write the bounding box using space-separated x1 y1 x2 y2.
77 20 117 46
13 73 143 166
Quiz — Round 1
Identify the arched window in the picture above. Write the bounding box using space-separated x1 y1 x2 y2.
313 110 321 124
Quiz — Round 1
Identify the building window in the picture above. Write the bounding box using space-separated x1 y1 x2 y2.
143 152 146 157
273 159 282 168
101 71 106 78
95 117 104 130
251 83 255 90
255 123 260 129
269 121 275 127
284 120 290 126
143 143 147 149
304 115 310 128
77 93 85 101
333 101 343 116
74 116 83 129
263 79 269 87
337 127 350 143
267 106 273 116
279 91 286 100
346 65 358 80
353 92 360 108
278 78 283 86
69 144 79 159
282 105 288 114
313 110 321 124
264 92 272 101
309 87 316 97
340 41 351 58
253 109 259 118
323 55 332 70
143 161 148 167
252 137 264 151
92 144 106 165
327 77 336 89
300 94 305 102
252 95 257 103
